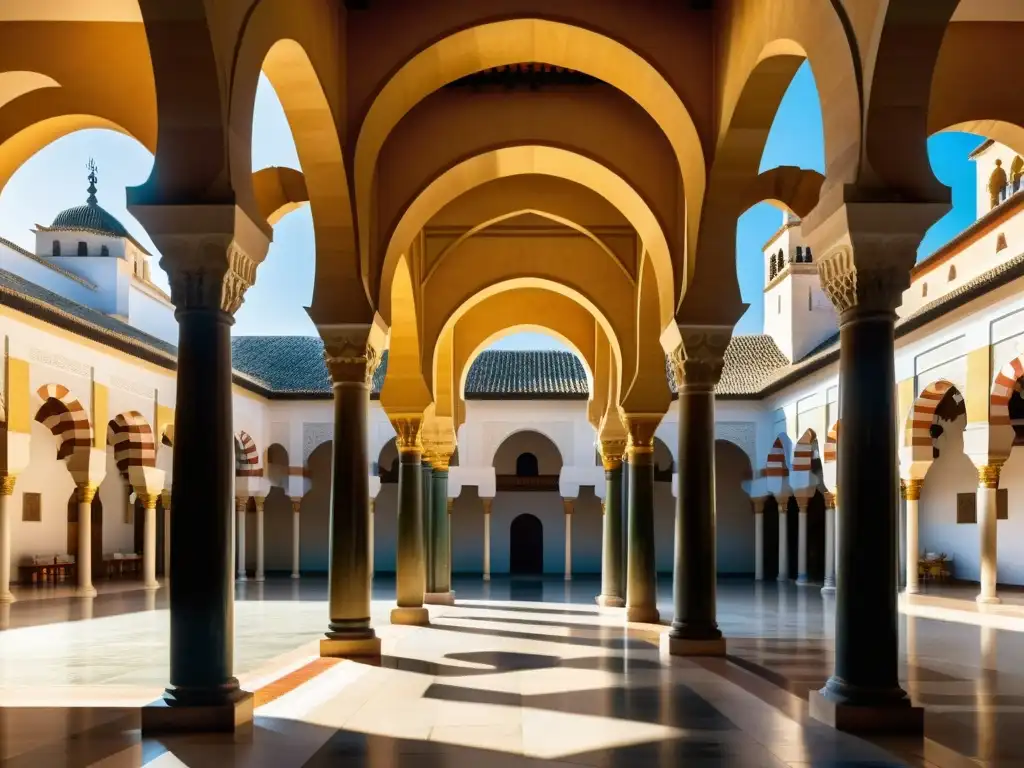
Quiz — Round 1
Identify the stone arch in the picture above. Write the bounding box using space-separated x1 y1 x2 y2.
231 23 364 315
264 443 289 488
823 420 839 464
235 431 261 477
792 429 820 473
106 411 156 474
764 436 791 480
715 438 755 575
354 18 706 301
380 145 673 330
903 379 965 471
490 428 565 475
991 354 1024 458
34 384 91 460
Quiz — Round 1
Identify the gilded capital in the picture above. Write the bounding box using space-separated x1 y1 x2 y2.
236 496 249 513
392 417 423 454
253 496 265 513
431 450 453 472
623 415 660 464
978 462 1003 489
668 325 730 391
0 475 16 496
823 491 836 509
138 492 161 510
77 484 98 504
290 497 302 514
447 498 455 515
320 325 381 386
481 498 493 515
599 439 626 471
903 478 924 501
563 498 575 516
161 489 171 510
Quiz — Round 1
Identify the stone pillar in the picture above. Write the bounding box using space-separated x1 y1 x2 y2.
796 496 809 585
319 327 381 656
392 418 429 625
235 497 248 581
482 497 492 581
808 231 932 732
754 503 764 582
977 463 1002 604
424 454 454 605
597 441 626 607
777 499 789 582
903 480 922 595
76 484 98 598
0 476 16 603
563 498 574 581
253 496 265 582
290 497 301 579
624 415 660 624
367 498 374 579
822 492 836 595
162 490 171 582
421 458 433 588
139 492 161 590
665 330 727 656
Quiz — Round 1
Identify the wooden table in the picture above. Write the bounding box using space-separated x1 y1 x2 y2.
103 555 142 580
19 562 76 584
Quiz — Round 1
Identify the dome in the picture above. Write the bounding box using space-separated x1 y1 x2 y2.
50 201 132 239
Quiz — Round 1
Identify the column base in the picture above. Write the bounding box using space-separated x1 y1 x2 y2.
144 581 160 591
809 690 923 734
290 572 300 580
141 691 254 734
660 634 726 657
977 594 1001 605
0 592 15 604
255 574 265 583
391 606 430 625
796 575 810 586
424 591 455 606
564 575 571 582
483 573 491 582
596 594 625 608
820 584 836 595
236 574 247 583
77 585 97 598
320 635 381 659
904 585 919 595
625 605 660 624
776 574 788 582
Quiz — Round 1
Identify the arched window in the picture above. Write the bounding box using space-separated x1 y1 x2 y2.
52 240 60 256
948 264 957 282
769 256 777 280
77 241 87 256
805 246 813 263
100 245 109 257
921 282 928 298
778 249 785 268
515 452 539 477
795 246 804 263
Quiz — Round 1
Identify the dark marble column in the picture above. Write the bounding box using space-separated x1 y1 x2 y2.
320 360 379 657
596 439 626 607
666 334 727 656
808 237 930 734
425 458 454 604
392 419 429 625
147 281 246 730
624 416 660 624
421 459 433 591
620 454 630 595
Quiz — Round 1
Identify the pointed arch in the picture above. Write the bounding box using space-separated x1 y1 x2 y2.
792 429 820 473
107 411 156 474
764 436 790 478
34 384 91 460
823 420 839 464
904 379 964 467
235 430 261 477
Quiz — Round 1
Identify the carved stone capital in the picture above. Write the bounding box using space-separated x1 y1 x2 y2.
137 492 161 510
319 324 382 386
290 497 302 514
161 489 171 511
236 496 249 514
429 449 454 473
816 246 907 316
253 496 265 513
599 439 626 471
668 325 731 391
563 498 575 516
0 475 16 496
978 462 1003 489
903 478 924 502
481 498 493 516
623 414 661 465
76 484 98 504
392 417 423 454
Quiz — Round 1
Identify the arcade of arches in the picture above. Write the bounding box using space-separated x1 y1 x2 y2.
2 2 1024 761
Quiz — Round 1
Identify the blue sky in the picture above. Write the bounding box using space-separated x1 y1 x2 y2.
0 66 983 346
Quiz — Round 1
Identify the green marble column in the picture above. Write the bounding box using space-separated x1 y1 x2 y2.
421 459 433 590
425 459 454 605
597 439 626 607
392 420 429 625
624 417 659 624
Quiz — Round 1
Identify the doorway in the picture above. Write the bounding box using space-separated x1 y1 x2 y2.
510 513 543 574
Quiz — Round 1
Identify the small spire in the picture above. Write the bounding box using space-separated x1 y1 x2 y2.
86 158 98 205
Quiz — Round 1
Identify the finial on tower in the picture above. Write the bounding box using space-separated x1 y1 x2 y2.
86 158 98 205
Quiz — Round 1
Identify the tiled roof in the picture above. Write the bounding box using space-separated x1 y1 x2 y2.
230 336 389 396
664 334 789 397
463 350 589 399
0 236 97 289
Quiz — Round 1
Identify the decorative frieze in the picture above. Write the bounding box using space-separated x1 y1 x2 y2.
30 348 91 378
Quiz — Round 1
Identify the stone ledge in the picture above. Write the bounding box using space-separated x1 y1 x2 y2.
661 634 727 657
391 606 430 625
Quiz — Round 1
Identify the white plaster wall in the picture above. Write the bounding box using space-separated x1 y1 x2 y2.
998 446 1024 585
0 244 100 307
764 278 794 361
451 487 485 573
790 272 839 362
127 284 177 345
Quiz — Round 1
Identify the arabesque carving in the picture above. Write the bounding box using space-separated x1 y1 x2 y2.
321 328 381 386
668 325 731 390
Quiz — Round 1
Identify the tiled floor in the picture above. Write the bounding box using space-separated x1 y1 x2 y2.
0 576 1021 766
